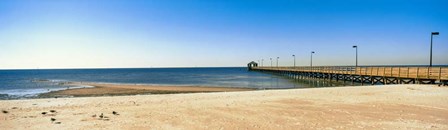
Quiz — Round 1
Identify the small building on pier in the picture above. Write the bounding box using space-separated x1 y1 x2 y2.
247 61 258 70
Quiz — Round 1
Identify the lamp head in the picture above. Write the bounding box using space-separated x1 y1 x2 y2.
311 51 315 54
432 32 439 35
353 45 357 48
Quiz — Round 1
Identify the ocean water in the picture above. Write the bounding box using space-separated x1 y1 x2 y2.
0 67 351 99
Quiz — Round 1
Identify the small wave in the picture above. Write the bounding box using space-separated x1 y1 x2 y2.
0 84 94 100
31 78 51 82
0 89 43 100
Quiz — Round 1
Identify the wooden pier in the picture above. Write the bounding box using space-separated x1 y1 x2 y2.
249 66 448 85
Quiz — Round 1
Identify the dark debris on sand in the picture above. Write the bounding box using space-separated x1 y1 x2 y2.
112 111 119 115
50 118 61 124
95 113 111 121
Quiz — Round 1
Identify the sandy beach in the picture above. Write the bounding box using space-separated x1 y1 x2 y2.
1 84 448 129
39 83 253 98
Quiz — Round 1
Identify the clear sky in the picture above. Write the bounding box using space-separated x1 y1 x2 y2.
0 0 447 69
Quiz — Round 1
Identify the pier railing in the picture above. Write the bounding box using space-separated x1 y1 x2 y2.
253 66 448 80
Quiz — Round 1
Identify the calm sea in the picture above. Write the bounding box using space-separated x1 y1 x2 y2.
0 67 352 99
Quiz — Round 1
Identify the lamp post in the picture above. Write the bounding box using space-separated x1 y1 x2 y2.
276 57 280 68
353 45 358 67
310 51 315 67
430 32 439 67
292 55 296 68
270 58 272 68
261 59 264 67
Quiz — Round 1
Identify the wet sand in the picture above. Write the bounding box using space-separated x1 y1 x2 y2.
1 84 448 129
39 83 254 98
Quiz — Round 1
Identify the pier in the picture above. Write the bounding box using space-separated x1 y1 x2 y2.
249 65 448 85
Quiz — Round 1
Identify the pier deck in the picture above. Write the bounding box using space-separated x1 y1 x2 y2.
250 66 448 85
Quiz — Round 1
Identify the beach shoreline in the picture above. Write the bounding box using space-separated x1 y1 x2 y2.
1 84 448 129
38 82 255 98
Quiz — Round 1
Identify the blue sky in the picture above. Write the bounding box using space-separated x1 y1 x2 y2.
0 0 447 69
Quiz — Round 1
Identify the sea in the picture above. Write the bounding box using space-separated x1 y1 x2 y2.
0 67 353 99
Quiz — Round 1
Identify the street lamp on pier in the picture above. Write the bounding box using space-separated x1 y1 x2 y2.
310 51 315 67
353 45 358 67
276 57 280 68
261 59 264 67
292 55 296 68
430 32 439 67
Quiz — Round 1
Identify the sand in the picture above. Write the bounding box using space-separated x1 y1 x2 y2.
39 83 253 98
1 84 448 129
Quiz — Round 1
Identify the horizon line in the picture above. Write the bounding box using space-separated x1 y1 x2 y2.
0 66 247 70
2 64 448 70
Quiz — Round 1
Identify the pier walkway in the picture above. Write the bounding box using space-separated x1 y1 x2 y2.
250 66 448 85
